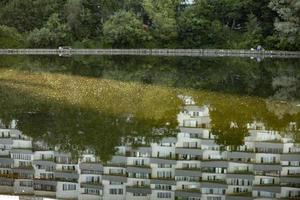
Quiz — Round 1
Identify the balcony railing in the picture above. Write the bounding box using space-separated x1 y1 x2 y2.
127 185 151 189
176 188 200 193
104 172 127 177
202 179 227 184
81 170 102 175
230 170 254 174
127 164 151 169
227 192 252 197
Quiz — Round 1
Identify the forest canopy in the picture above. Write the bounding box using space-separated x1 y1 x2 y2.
0 0 299 50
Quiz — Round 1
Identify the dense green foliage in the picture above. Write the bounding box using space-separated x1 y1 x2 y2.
27 13 71 47
268 0 300 50
103 11 150 47
0 0 299 49
0 25 24 47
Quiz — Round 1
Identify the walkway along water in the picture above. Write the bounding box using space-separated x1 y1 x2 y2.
0 49 300 58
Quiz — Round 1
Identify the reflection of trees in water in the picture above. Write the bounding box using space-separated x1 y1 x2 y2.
271 66 300 102
188 90 300 145
1 56 299 101
0 56 299 158
0 70 180 161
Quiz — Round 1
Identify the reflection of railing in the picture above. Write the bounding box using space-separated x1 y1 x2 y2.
1 49 299 58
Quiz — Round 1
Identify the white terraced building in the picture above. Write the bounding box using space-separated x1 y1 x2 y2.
0 102 300 200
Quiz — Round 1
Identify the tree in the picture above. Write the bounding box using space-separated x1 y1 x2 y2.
205 0 248 29
0 0 64 32
178 1 225 47
269 0 300 50
244 0 277 37
234 13 263 48
103 11 150 48
0 25 24 48
27 13 71 48
143 0 180 46
65 0 83 40
80 0 144 39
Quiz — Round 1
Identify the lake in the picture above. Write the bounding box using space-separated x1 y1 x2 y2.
0 55 299 199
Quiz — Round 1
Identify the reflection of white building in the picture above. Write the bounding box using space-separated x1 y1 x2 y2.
0 99 299 199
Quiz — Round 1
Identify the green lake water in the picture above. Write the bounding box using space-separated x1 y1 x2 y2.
0 55 299 199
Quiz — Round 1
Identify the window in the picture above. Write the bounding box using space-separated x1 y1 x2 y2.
62 165 75 171
133 193 147 196
109 188 123 195
109 181 123 185
84 188 101 195
258 191 275 198
207 197 222 200
86 176 100 183
176 176 199 182
85 157 92 162
62 184 76 191
158 164 172 168
20 181 33 187
155 184 172 190
12 154 31 160
109 168 124 175
288 190 300 198
157 192 171 198
134 159 145 166
157 171 172 178
193 112 199 117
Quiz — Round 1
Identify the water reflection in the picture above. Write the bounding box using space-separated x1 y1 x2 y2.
0 97 300 199
1 56 300 100
0 56 299 199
